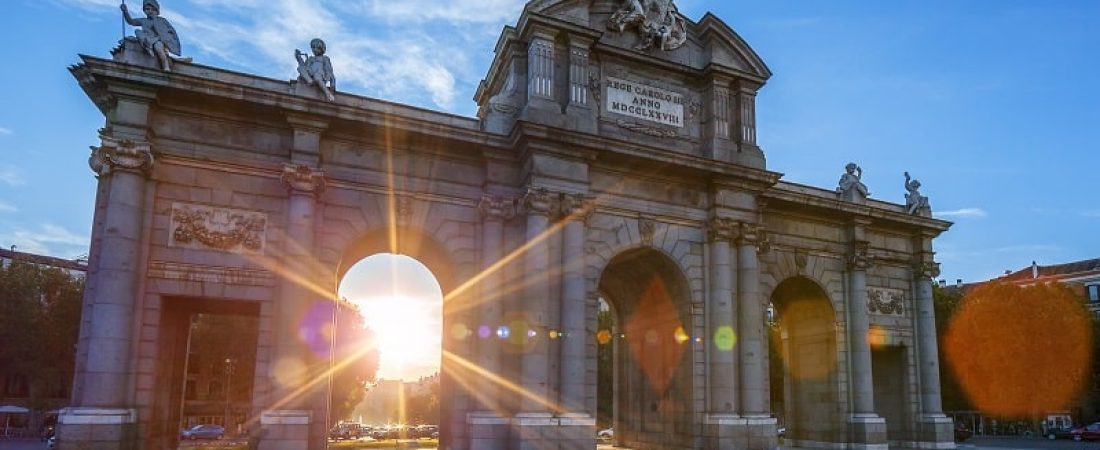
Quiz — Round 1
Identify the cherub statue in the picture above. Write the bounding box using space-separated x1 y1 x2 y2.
296 39 336 102
837 162 869 201
120 0 186 71
904 172 930 215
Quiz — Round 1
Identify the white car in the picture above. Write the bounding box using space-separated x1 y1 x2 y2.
597 428 613 439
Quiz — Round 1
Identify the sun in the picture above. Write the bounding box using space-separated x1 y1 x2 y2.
354 295 442 379
338 253 444 381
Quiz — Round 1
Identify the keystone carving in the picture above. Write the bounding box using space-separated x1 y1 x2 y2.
637 217 656 246
281 163 326 195
88 132 154 176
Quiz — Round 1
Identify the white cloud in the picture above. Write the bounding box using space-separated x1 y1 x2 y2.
0 127 12 136
0 224 89 257
936 208 987 219
351 0 527 25
0 201 17 213
0 165 25 186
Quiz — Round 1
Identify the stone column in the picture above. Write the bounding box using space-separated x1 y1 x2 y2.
845 218 886 446
704 217 739 448
467 195 514 450
736 223 778 450
737 223 767 417
58 133 153 450
512 188 556 450
702 76 733 161
913 242 954 445
258 163 325 450
558 194 595 450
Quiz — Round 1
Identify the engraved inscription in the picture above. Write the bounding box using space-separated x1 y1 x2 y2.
605 77 684 128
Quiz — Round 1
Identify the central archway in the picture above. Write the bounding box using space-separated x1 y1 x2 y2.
597 248 695 450
331 227 462 446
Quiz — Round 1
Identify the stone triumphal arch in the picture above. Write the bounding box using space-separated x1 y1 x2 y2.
58 1 955 449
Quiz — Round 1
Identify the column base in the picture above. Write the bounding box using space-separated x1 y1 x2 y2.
255 410 311 450
913 414 957 449
56 408 138 450
467 411 510 450
703 414 778 450
557 413 596 450
510 412 557 450
847 414 888 450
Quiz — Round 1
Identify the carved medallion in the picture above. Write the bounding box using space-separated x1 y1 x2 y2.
607 0 688 52
867 288 906 316
89 132 154 176
169 203 267 254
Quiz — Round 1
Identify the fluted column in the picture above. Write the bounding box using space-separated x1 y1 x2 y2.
519 188 555 413
706 217 737 415
847 240 876 415
558 194 589 413
737 223 767 416
914 258 944 417
81 133 154 407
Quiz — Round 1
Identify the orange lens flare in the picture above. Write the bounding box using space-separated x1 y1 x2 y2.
945 282 1092 417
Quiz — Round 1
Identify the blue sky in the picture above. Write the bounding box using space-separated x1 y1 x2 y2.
0 0 1097 284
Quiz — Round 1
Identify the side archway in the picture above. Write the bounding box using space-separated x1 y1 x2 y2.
597 247 695 450
770 276 842 445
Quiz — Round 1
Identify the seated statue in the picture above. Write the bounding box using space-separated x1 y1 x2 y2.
837 162 869 201
120 0 187 71
296 39 336 102
904 172 931 215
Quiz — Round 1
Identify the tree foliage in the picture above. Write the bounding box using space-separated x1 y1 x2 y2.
404 375 440 425
944 282 1092 417
329 302 380 421
189 314 259 402
0 260 84 408
932 284 972 412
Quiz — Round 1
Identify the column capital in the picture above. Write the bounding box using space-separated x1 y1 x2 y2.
478 194 516 222
281 163 326 195
707 217 737 242
521 187 557 217
559 193 592 219
912 260 941 281
88 131 154 177
736 222 770 253
848 241 874 270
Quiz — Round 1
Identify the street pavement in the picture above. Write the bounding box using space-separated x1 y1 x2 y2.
3 436 1096 450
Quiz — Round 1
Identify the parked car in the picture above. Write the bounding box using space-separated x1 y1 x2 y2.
180 424 225 440
597 428 613 439
1046 426 1075 440
1071 422 1100 441
330 422 363 440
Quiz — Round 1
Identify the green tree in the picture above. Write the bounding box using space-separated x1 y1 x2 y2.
932 284 972 412
0 260 84 410
405 375 440 425
329 301 380 421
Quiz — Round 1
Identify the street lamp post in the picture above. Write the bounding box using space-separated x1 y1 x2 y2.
223 358 235 434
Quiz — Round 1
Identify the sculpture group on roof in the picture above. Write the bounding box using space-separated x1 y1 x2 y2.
608 0 688 51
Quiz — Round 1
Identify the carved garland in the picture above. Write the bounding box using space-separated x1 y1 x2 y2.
867 289 906 316
614 119 678 138
171 205 267 252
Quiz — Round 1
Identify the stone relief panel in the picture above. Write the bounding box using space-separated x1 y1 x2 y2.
169 202 268 254
867 287 906 316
